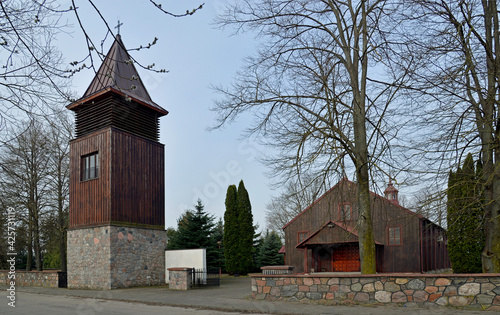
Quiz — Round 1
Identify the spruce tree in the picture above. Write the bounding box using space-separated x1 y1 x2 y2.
167 211 195 249
212 218 225 272
252 227 263 272
447 153 484 273
224 185 239 275
166 200 219 268
258 230 284 267
237 180 254 275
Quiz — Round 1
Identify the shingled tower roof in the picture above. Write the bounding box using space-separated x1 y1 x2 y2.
67 34 168 116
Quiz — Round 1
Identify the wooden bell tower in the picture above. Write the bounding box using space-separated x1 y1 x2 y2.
66 35 168 289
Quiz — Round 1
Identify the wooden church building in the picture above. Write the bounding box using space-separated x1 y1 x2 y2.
66 35 167 289
283 178 451 273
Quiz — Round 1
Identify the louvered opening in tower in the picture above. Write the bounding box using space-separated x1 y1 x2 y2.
74 95 160 141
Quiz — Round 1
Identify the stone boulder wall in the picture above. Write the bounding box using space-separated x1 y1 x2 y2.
0 270 66 288
251 273 500 311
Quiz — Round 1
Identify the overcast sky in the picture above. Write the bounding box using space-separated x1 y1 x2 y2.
60 1 275 230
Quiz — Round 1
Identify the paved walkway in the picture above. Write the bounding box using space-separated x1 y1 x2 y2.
0 276 488 314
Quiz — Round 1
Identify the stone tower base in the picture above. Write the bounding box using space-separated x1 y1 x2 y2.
67 225 166 289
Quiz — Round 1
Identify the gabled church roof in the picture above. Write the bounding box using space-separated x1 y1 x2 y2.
67 35 168 116
283 177 424 230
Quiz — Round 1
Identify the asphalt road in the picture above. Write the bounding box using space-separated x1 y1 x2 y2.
0 276 489 315
0 292 269 315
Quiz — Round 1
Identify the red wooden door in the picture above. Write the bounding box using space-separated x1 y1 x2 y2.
333 244 360 272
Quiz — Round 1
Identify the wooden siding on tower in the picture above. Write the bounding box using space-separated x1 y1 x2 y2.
69 127 164 229
69 128 112 228
111 128 164 228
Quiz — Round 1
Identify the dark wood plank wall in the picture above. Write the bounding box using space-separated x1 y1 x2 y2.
284 180 426 273
69 128 111 228
374 197 421 272
69 127 164 229
421 220 450 271
111 129 164 228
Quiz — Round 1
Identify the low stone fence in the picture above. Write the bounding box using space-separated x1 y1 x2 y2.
251 273 500 311
0 270 67 288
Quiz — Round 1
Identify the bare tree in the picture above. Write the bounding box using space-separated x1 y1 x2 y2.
213 0 407 273
390 0 500 272
266 174 327 236
0 0 69 131
44 109 73 271
409 187 447 228
0 111 73 271
0 119 51 270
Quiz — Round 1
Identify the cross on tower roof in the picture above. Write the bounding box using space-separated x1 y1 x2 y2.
115 20 123 35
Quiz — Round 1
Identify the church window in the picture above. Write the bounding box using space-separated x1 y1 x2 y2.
339 203 353 221
297 231 309 244
388 226 402 245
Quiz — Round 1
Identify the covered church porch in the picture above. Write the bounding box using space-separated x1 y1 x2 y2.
296 220 384 273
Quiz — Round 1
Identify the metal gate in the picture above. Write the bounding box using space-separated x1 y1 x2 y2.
191 268 220 287
58 271 67 288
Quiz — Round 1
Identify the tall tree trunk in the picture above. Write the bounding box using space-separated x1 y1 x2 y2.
479 0 500 273
356 156 376 274
482 147 500 273
352 2 376 274
353 98 376 273
59 230 67 272
58 161 67 272
59 205 67 272
26 219 32 271
33 211 42 271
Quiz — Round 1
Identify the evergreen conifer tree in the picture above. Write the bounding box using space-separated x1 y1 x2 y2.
237 180 254 275
251 227 263 272
447 153 485 273
258 230 284 267
213 218 225 272
167 211 195 249
166 200 219 268
223 181 256 275
224 185 239 274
